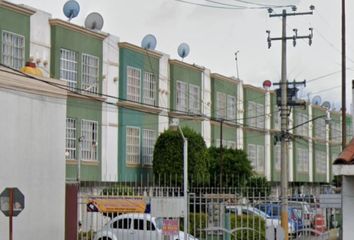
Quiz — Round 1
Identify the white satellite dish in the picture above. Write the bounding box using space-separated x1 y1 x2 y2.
141 34 157 50
321 101 331 110
63 0 80 21
177 43 190 59
312 95 322 106
85 12 104 31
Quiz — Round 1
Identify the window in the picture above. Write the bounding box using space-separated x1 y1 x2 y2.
315 118 326 140
189 84 200 114
143 72 156 105
227 95 236 121
315 150 326 174
81 54 99 94
227 140 237 149
133 219 144 230
112 218 131 229
216 92 226 119
176 81 188 112
126 127 140 164
143 129 156 165
60 48 78 90
127 66 141 102
247 101 264 129
2 31 25 70
274 144 281 171
297 148 309 173
81 120 98 161
274 111 281 130
248 144 264 173
65 118 76 160
146 220 156 231
296 113 308 136
331 121 341 141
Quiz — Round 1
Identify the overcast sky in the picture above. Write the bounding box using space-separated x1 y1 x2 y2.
10 0 354 111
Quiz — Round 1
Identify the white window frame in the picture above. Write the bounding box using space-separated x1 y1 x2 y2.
60 48 78 90
296 113 309 137
189 83 200 114
126 126 140 165
274 144 281 171
315 118 326 140
127 66 141 102
176 81 188 112
315 150 327 174
247 101 257 128
143 72 156 105
80 120 98 161
81 53 99 94
248 144 264 173
256 103 265 129
65 118 76 160
1 30 25 70
142 129 156 166
216 92 226 119
227 95 236 121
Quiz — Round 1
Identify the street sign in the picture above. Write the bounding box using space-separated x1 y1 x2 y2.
0 188 25 217
162 219 179 236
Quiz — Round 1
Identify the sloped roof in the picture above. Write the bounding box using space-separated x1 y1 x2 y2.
333 138 354 165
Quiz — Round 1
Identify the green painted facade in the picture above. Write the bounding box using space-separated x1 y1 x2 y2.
244 129 265 174
50 24 104 181
0 6 31 67
118 46 161 181
313 143 327 182
293 138 309 182
211 124 237 147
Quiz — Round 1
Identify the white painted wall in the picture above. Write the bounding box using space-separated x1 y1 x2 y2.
308 105 314 182
342 176 354 240
264 90 271 180
288 111 294 182
30 9 51 77
0 89 66 240
101 34 119 181
202 68 211 147
158 53 170 133
237 81 244 149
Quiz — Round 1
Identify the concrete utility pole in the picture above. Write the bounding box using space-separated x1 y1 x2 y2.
342 0 346 149
267 6 314 238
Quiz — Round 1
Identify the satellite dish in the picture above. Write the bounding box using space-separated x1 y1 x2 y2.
321 101 331 110
177 43 190 59
312 95 322 105
141 34 157 50
63 0 80 21
85 12 104 31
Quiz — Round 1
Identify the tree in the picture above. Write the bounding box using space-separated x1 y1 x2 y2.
208 147 253 187
153 127 209 185
244 176 271 198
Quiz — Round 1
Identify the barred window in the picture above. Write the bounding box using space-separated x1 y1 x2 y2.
176 81 188 112
142 129 156 165
127 66 141 102
331 121 341 141
297 148 309 173
216 92 226 119
227 95 236 121
274 111 281 130
315 150 326 174
126 127 140 164
315 118 326 140
248 144 264 173
60 48 78 90
81 120 98 161
247 101 264 129
296 113 308 136
143 72 156 105
227 140 237 149
189 84 200 114
65 118 76 160
82 54 99 94
2 31 25 70
274 144 281 171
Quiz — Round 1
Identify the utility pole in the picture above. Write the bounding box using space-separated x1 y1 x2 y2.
235 51 240 80
267 6 314 238
220 119 224 185
341 0 346 149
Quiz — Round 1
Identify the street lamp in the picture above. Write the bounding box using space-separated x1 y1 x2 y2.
169 118 188 240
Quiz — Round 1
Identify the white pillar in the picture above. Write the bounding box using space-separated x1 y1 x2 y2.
101 35 119 181
202 68 211 147
237 81 244 149
326 111 330 183
30 9 51 77
264 90 271 180
343 176 354 240
308 105 314 182
288 111 294 182
158 54 170 133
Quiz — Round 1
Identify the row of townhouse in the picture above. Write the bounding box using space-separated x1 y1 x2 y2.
1 1 352 186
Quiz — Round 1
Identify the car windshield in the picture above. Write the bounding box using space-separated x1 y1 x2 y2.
155 217 163 230
250 207 270 218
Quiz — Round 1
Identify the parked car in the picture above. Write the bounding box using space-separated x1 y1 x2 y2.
254 203 304 236
94 213 198 240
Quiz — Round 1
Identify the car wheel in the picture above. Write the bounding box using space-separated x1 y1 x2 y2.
99 238 112 240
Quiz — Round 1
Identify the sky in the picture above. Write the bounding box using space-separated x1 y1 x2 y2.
10 0 354 111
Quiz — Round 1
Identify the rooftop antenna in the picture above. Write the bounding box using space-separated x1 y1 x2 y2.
63 0 80 21
84 12 104 31
177 43 190 61
141 34 157 50
322 101 331 110
312 95 322 106
235 50 240 80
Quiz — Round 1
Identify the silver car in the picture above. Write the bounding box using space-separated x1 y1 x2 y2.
94 213 198 240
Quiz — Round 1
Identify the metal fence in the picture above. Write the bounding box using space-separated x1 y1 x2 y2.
75 180 341 240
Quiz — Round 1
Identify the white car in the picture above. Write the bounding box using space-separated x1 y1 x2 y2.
94 213 198 240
